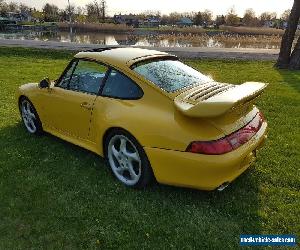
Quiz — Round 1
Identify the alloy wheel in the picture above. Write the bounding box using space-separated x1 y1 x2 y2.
107 134 142 186
20 99 37 133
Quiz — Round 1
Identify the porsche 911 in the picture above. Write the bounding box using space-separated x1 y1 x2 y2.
17 47 268 191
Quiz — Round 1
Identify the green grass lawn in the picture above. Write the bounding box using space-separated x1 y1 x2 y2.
0 47 299 249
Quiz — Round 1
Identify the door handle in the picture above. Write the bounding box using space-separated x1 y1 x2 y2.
80 102 92 110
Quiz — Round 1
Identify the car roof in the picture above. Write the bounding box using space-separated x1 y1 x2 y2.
74 47 177 68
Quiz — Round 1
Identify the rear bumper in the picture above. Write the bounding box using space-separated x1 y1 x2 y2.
144 121 268 191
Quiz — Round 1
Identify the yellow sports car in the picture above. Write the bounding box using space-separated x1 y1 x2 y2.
17 47 268 191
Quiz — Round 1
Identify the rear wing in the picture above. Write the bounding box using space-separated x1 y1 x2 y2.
174 82 268 118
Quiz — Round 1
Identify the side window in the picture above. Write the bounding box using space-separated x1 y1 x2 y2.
57 60 77 89
69 60 108 95
102 70 143 99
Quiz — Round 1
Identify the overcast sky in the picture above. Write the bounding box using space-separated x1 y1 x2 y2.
13 0 293 16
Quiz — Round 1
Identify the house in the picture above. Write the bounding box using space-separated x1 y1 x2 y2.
176 17 193 27
283 21 288 29
277 21 299 30
114 14 161 28
114 14 139 27
264 20 275 28
0 16 17 31
143 17 160 27
5 11 32 22
0 16 17 26
20 10 33 22
114 14 126 24
0 16 16 24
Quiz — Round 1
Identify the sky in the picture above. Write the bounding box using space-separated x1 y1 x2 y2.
13 0 293 17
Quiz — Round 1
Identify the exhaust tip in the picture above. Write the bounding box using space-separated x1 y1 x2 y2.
217 182 230 192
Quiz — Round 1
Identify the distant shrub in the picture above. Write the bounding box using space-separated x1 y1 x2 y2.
220 25 286 35
158 26 206 34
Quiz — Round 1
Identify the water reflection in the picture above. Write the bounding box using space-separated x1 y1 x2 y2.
0 30 281 49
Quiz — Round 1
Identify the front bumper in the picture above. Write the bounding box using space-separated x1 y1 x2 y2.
144 121 268 191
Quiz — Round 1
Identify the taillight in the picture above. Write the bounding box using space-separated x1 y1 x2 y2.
187 139 233 155
186 112 264 155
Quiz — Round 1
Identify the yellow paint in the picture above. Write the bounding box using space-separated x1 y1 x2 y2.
16 48 268 190
174 82 268 118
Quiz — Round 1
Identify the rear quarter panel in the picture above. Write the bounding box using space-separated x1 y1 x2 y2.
90 75 224 156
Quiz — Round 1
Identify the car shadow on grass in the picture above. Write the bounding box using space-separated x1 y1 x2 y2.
0 122 264 248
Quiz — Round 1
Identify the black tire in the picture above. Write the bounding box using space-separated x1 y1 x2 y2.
104 129 154 189
19 97 43 135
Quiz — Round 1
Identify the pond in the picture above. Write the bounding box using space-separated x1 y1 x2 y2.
0 30 282 49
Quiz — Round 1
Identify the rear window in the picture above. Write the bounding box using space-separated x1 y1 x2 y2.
132 59 211 92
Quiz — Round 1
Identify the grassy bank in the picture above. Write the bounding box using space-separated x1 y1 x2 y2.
220 25 285 35
220 25 300 36
139 33 281 49
0 47 299 249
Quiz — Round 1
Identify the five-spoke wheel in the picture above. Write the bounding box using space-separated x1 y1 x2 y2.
19 97 43 134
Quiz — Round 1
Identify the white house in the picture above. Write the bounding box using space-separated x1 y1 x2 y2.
264 20 275 28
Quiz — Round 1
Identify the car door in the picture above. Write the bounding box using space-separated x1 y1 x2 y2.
42 59 109 140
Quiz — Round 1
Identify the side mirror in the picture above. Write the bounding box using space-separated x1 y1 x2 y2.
39 78 50 89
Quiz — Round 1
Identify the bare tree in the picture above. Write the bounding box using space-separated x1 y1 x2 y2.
84 0 106 22
101 0 106 21
215 15 225 28
181 12 195 20
76 6 84 16
243 8 259 27
19 3 29 13
0 0 9 15
259 11 277 26
225 7 240 26
194 12 203 26
169 12 181 25
281 9 291 22
160 14 169 25
275 0 300 69
75 7 87 22
202 9 213 24
66 3 75 23
86 1 100 22
43 3 59 22
8 2 18 12
66 0 71 23
193 10 212 27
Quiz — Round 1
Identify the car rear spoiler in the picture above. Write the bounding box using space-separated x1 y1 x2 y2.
174 82 268 118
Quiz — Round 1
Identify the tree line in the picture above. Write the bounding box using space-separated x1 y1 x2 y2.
162 8 291 27
0 0 107 23
0 0 292 27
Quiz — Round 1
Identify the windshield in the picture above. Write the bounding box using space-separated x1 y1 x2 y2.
132 59 211 92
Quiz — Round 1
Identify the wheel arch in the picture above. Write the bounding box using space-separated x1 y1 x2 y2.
102 126 156 187
18 95 30 116
102 126 143 157
18 95 28 105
